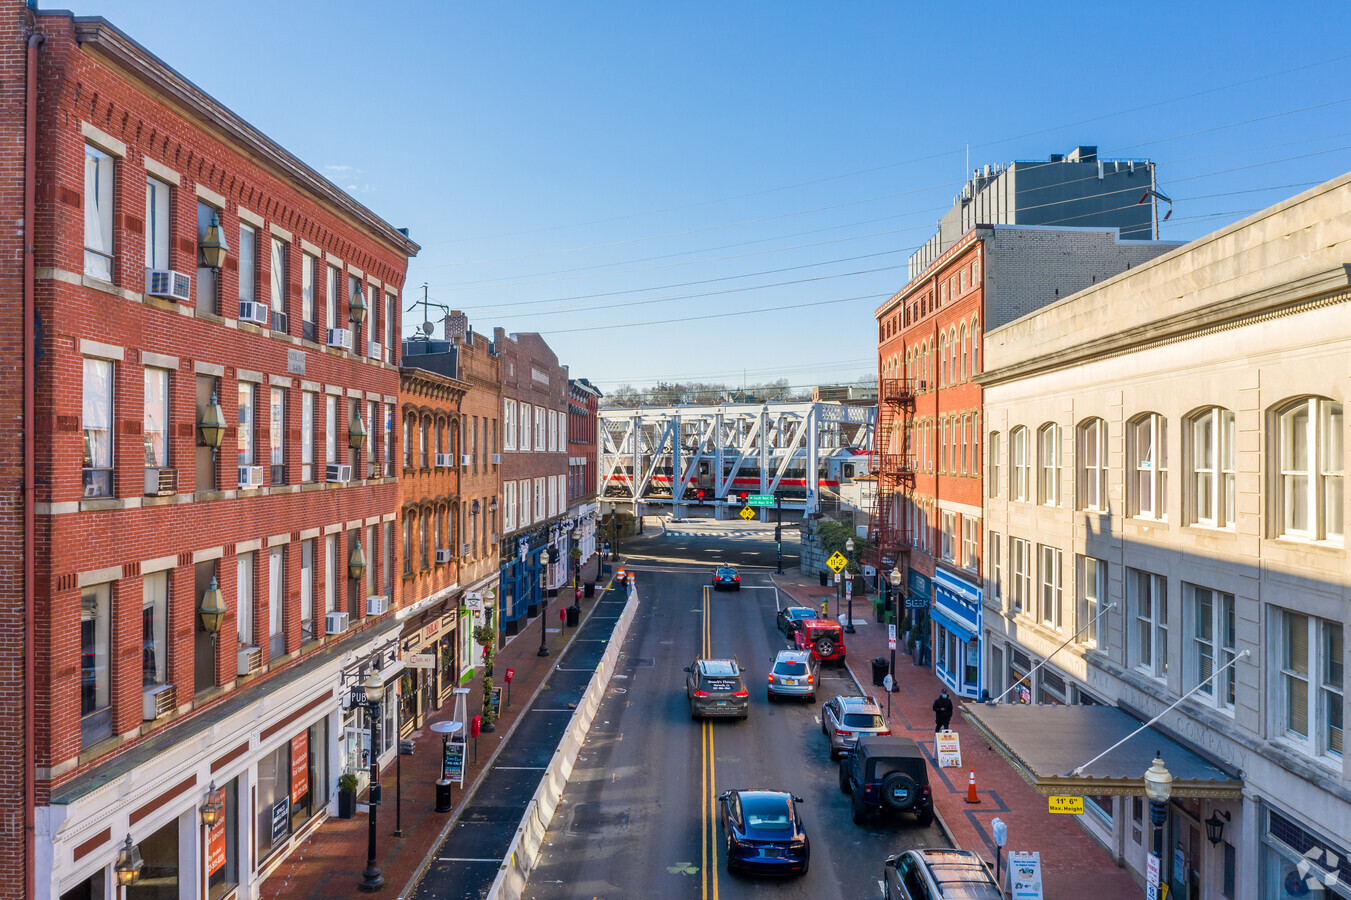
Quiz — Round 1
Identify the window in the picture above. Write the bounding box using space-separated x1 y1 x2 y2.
384 290 393 362
144 367 170 472
270 237 288 329
367 401 377 478
1011 538 1031 616
142 571 168 687
237 384 255 467
504 399 517 450
970 319 980 374
1280 611 1343 759
960 416 969 474
1077 556 1106 648
504 481 516 532
959 323 968 381
367 286 380 355
207 778 239 899
383 522 393 596
518 479 529 527
434 507 443 559
325 396 337 464
534 477 546 522
301 392 315 482
1079 418 1108 511
1038 423 1062 506
1128 568 1168 679
384 404 393 470
535 406 547 450
82 357 114 498
80 583 112 746
1187 407 1236 527
1130 413 1168 518
940 512 955 561
326 265 340 334
402 416 411 469
420 419 429 468
300 539 314 641
940 419 948 473
939 334 947 386
268 547 284 658
270 388 285 484
989 532 1002 606
238 223 257 307
420 510 430 569
302 253 317 341
145 176 171 270
402 515 413 576
1186 584 1235 710
1040 545 1063 629
519 403 531 452
1277 397 1343 542
989 432 1001 498
961 516 979 571
324 535 336 614
196 202 219 310
1011 427 1030 501
237 551 254 648
84 144 115 280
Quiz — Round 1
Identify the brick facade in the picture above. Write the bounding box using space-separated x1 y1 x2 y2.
21 9 416 896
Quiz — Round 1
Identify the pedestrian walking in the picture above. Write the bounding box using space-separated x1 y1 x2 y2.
933 689 953 732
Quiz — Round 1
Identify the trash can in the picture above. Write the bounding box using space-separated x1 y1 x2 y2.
872 657 889 687
819 570 828 587
584 581 595 597
566 605 580 627
435 779 453 813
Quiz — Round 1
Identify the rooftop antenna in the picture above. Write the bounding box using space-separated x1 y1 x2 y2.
406 283 449 341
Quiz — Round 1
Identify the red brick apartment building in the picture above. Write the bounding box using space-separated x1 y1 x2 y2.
875 225 1179 700
7 7 418 897
567 379 603 562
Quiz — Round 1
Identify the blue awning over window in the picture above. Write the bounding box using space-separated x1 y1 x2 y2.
931 606 978 644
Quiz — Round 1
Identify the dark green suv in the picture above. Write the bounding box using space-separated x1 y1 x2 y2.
838 736 933 826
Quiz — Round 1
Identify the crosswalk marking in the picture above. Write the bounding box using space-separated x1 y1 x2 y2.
667 530 764 538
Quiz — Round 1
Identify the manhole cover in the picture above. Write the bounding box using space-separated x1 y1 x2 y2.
630 657 656 668
569 802 630 833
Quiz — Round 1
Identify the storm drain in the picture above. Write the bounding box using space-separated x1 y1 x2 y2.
568 802 631 833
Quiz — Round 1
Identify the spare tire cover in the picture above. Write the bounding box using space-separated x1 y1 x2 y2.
881 772 918 810
815 637 835 656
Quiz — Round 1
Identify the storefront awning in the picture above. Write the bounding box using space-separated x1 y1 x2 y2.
962 704 1243 799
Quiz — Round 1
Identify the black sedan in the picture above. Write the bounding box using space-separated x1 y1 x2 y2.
776 605 818 637
712 566 741 591
717 789 810 876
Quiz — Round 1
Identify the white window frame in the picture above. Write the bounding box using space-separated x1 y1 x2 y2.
237 551 255 647
535 406 547 451
961 516 978 571
302 253 316 331
1079 417 1108 512
1038 423 1061 507
238 223 257 304
1187 407 1236 528
989 432 1001 498
142 571 169 688
237 384 255 468
301 539 314 639
504 481 516 532
326 264 340 333
989 531 1002 607
1278 610 1344 760
1039 544 1063 630
1011 538 1031 616
84 144 115 280
144 175 170 271
143 367 170 470
518 479 529 528
1077 555 1106 649
504 399 517 450
325 395 337 464
1277 397 1343 543
534 477 546 522
270 236 287 314
940 511 955 561
324 535 336 614
1011 427 1030 502
82 356 115 498
301 392 315 482
1131 413 1168 519
1185 583 1235 712
1128 567 1168 680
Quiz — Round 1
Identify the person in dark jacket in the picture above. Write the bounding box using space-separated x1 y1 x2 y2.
933 689 954 732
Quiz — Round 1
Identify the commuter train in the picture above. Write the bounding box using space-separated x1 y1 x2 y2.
602 450 870 501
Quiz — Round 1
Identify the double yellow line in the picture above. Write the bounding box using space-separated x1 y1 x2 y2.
700 586 720 900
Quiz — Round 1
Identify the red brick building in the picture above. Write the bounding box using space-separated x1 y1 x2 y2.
567 379 603 563
17 8 417 897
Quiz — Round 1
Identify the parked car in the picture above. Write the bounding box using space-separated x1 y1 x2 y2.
717 789 810 876
793 618 847 664
820 695 889 758
884 849 1001 899
767 650 818 702
775 606 817 638
838 736 933 826
712 566 741 591
685 658 749 719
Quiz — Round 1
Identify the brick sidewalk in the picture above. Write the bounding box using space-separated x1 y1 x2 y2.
259 557 615 899
771 569 1141 900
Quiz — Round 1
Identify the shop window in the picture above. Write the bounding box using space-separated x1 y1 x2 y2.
289 718 329 832
256 741 292 863
126 816 178 900
80 583 112 747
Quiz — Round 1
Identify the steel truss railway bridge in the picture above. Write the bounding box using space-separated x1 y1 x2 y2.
599 400 875 519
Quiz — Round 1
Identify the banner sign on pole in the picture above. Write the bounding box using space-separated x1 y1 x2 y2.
1007 851 1044 900
935 731 962 767
888 624 897 650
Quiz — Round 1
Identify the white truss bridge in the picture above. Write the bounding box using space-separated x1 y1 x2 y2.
600 400 875 518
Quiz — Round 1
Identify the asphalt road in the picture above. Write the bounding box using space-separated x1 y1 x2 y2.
523 522 947 899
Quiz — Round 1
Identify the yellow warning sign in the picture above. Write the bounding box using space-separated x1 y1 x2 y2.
1048 795 1084 815
739 506 756 521
826 551 848 573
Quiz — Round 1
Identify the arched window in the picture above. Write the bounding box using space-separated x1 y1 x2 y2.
1078 417 1109 511
959 323 968 381
1038 423 1062 506
938 335 947 386
1274 396 1342 541
989 431 1002 498
971 318 980 375
402 512 413 575
1129 413 1168 519
403 415 412 469
1011 426 1030 501
1184 407 1235 527
949 328 959 384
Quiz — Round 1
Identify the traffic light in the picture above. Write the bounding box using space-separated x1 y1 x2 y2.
740 491 748 504
697 490 704 501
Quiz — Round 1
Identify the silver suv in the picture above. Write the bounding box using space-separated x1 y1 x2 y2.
767 650 819 702
820 695 889 759
884 849 1001 899
685 659 749 719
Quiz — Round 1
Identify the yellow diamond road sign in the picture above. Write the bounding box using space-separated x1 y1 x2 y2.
739 506 755 521
826 551 848 573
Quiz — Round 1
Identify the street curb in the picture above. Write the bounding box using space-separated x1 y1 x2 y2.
398 572 620 899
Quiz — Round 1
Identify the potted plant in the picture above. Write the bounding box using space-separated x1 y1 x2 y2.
480 675 497 733
337 773 359 819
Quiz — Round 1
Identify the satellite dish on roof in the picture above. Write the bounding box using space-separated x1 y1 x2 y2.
423 321 436 336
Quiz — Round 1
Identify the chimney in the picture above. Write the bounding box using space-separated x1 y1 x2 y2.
443 310 469 343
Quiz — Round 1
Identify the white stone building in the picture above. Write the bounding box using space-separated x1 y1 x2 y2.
976 172 1350 899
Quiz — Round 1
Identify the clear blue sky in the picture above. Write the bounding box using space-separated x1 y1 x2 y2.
60 1 1351 396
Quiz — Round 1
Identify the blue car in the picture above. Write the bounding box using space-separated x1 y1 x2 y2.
712 566 741 591
717 789 810 876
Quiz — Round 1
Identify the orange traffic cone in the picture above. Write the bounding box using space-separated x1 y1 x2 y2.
965 769 980 804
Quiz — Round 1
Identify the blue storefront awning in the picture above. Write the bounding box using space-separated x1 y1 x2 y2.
930 607 978 644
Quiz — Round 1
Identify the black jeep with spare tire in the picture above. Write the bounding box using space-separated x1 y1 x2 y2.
838 736 934 827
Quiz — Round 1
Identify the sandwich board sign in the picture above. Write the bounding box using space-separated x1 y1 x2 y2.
935 730 962 767
1007 851 1043 900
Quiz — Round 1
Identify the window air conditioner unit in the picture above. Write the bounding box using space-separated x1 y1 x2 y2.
326 463 352 483
238 300 269 325
142 684 175 721
237 465 264 488
326 611 349 634
366 594 388 616
271 310 288 334
491 453 501 465
369 340 381 359
145 269 191 303
461 454 472 467
435 548 452 564
326 327 353 351
237 646 262 676
433 453 451 468
144 467 177 496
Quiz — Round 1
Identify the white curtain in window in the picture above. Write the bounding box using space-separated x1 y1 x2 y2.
301 540 314 627
270 238 287 312
145 176 170 270
269 548 283 639
82 358 113 470
237 552 254 646
142 572 168 687
144 368 169 468
302 254 315 324
83 146 115 279
238 224 256 303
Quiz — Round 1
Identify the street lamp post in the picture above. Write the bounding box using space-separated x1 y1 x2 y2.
570 527 582 615
888 567 904 688
844 538 856 634
537 548 552 657
358 671 386 893
1143 753 1173 889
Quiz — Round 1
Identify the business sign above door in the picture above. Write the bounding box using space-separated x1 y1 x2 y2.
907 568 931 601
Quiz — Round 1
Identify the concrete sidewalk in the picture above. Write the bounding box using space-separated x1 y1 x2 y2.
258 556 616 899
771 568 1140 900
